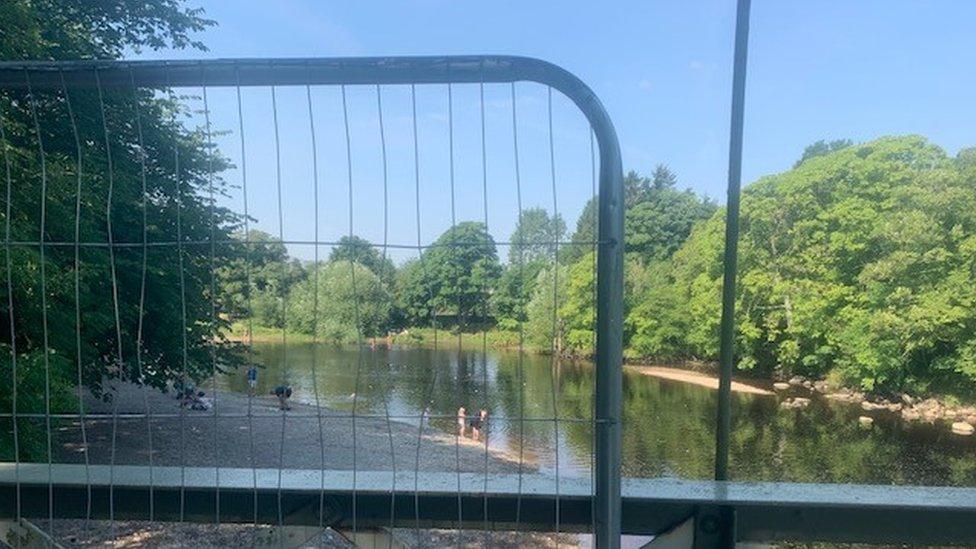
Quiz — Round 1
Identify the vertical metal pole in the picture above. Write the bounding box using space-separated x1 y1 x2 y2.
595 122 624 547
715 0 752 483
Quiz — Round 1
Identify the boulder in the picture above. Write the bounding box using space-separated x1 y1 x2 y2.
825 389 863 403
861 401 888 411
951 422 975 436
901 407 922 421
780 397 811 409
773 382 791 391
858 416 874 427
788 375 806 386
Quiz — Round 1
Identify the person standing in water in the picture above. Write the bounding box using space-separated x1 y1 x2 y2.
246 366 258 396
468 409 489 441
457 407 467 437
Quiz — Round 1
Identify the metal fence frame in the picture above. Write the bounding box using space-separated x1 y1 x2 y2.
0 55 625 546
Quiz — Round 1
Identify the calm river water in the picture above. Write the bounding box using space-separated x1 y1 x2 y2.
218 342 976 486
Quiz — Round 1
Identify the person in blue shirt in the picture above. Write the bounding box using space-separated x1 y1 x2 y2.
246 366 258 396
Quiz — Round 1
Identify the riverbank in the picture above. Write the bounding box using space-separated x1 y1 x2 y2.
626 365 774 396
50 381 531 473
775 375 976 436
225 324 976 435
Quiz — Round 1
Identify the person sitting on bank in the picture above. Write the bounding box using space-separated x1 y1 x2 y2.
271 385 293 411
468 409 489 441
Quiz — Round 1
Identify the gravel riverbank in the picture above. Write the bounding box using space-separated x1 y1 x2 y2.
49 381 528 474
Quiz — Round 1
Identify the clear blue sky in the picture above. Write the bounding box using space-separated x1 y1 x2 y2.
137 1 976 261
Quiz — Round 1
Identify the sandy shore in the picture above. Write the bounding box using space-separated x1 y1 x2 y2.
625 365 774 396
49 381 529 475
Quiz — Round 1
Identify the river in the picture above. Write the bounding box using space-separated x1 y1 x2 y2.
218 342 976 486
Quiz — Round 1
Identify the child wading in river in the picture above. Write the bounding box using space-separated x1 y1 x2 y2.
272 385 293 410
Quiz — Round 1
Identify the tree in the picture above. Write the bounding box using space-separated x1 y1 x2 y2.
625 185 716 264
329 235 395 284
1 0 236 462
637 136 976 397
563 197 598 265
397 222 501 331
525 264 568 352
490 261 546 330
509 207 566 264
289 261 392 344
217 230 306 328
565 165 713 266
793 139 853 168
492 208 565 329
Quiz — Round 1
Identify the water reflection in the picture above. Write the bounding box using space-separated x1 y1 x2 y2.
219 342 976 486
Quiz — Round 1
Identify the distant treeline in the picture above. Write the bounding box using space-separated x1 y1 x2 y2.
230 136 976 399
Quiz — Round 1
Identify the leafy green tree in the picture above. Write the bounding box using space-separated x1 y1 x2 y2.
329 235 395 284
638 136 976 397
625 183 716 264
525 264 568 352
397 222 501 331
563 197 598 265
492 208 565 329
218 230 305 328
490 261 545 330
793 139 853 168
565 165 713 266
0 0 238 462
508 207 566 264
289 261 391 344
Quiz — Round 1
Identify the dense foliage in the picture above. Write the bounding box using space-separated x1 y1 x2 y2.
633 136 976 396
289 261 391 344
1 0 238 461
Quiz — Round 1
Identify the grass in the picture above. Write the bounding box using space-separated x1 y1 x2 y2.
389 326 531 351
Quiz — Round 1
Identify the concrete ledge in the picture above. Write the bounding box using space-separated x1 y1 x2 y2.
2 464 976 544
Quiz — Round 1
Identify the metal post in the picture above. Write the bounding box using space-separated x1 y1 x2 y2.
715 0 752 483
594 106 624 549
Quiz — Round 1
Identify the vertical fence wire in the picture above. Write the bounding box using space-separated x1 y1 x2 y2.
375 82 398 547
129 65 156 524
59 67 93 539
201 75 222 528
166 65 192 544
270 83 288 542
305 72 328 546
93 66 126 544
478 69 492 548
409 83 434 540
340 83 366 546
22 68 55 540
446 81 465 546
1 81 22 549
509 81 527 537
233 64 261 543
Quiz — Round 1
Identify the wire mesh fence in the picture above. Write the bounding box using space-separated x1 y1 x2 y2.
0 57 623 547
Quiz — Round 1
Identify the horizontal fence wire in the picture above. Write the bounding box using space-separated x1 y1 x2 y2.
0 57 623 548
